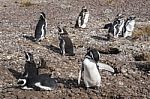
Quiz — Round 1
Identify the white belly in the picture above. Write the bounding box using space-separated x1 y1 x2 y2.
83 58 101 87
81 12 89 28
124 20 135 37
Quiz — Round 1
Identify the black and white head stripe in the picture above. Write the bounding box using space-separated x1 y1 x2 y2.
40 12 46 19
24 51 33 62
17 78 27 86
85 48 100 63
57 26 68 35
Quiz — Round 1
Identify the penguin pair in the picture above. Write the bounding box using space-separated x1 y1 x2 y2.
34 12 47 42
75 6 89 28
111 14 136 38
78 48 114 91
112 14 125 38
17 52 57 91
58 26 75 56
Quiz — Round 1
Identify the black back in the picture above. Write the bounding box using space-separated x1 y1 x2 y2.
75 6 88 28
35 12 46 40
36 74 57 89
59 35 74 56
23 52 38 77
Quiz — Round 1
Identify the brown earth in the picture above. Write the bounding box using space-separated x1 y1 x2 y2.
0 0 150 99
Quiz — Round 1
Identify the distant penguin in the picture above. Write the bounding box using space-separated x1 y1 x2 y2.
75 6 89 28
112 14 125 38
17 74 57 91
78 48 114 90
123 16 136 38
34 12 47 42
58 26 75 56
23 51 38 78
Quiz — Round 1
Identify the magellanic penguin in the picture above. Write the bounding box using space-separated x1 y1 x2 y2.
75 6 89 28
17 74 57 91
23 51 38 78
112 14 125 38
78 48 114 90
58 26 75 56
17 53 57 91
34 12 47 42
123 16 136 38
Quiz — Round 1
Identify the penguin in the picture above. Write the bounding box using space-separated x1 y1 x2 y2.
123 16 136 38
75 6 89 28
23 51 38 78
34 12 47 42
78 48 114 90
17 54 57 91
17 74 57 91
112 14 125 38
58 26 75 56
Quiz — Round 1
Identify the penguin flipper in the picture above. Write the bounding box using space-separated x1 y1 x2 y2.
97 62 114 73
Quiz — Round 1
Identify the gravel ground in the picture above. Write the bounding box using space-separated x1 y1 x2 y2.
0 0 150 99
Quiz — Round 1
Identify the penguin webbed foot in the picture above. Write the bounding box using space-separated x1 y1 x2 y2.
95 86 101 96
85 87 91 94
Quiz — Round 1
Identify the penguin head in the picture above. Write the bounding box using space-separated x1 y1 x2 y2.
17 78 27 87
57 26 68 35
85 48 100 63
24 51 34 62
82 6 88 12
116 13 123 19
40 12 46 19
57 26 63 33
128 16 136 20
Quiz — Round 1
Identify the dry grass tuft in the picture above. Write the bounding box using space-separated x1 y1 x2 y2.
133 25 150 40
133 52 150 62
21 0 33 7
106 0 118 5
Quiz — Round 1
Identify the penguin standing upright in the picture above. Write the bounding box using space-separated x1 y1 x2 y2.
34 12 47 42
112 14 125 38
75 6 89 28
23 51 38 78
78 48 114 90
58 26 75 56
123 16 136 38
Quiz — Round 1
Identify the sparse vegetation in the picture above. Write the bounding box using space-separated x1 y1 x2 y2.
133 25 150 40
106 0 118 5
21 0 33 7
133 52 150 62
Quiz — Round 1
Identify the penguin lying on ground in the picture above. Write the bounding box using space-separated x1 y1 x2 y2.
34 12 47 42
123 16 136 38
58 26 75 56
75 6 89 28
78 48 114 91
17 52 57 91
17 74 57 91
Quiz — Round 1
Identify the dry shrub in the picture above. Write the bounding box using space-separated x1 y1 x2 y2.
133 25 150 40
133 52 150 62
21 0 33 7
